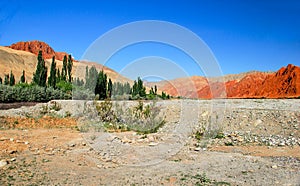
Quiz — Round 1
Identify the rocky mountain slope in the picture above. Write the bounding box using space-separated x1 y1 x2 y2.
1 41 299 98
8 41 69 61
0 44 131 84
225 64 300 98
151 65 300 99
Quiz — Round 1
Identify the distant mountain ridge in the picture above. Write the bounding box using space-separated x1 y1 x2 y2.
1 40 299 98
0 42 132 84
8 41 70 61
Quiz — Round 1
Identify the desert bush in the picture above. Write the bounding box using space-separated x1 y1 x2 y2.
204 115 224 139
95 100 116 122
194 114 224 143
72 86 95 100
94 100 165 134
49 101 62 111
123 101 165 133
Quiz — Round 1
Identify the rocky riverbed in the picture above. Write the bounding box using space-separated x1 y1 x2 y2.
0 99 299 185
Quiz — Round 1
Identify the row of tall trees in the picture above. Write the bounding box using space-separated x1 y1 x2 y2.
32 51 74 89
0 51 75 102
0 51 75 89
132 77 146 98
84 65 170 100
0 70 25 86
112 82 131 96
95 70 112 100
1 51 171 101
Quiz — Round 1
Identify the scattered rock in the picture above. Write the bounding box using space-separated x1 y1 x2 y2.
254 119 263 126
194 147 201 151
122 136 131 143
0 137 8 141
0 160 8 168
149 142 158 147
148 136 155 142
278 142 285 146
8 150 17 154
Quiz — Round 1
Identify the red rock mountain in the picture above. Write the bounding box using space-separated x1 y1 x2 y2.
2 41 300 99
201 64 300 98
0 44 131 84
226 72 270 98
153 64 300 99
254 64 300 98
8 41 69 61
145 76 209 98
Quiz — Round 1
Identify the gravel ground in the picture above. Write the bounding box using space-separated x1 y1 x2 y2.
0 99 299 185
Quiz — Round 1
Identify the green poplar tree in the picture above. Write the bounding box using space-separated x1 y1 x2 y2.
20 70 25 83
67 55 73 82
107 78 112 98
4 74 9 85
33 51 47 87
9 70 15 86
137 77 146 97
48 56 57 88
61 55 67 81
85 66 89 87
85 66 98 91
95 70 107 100
132 80 138 97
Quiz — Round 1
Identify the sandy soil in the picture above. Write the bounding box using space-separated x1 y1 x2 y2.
0 99 299 185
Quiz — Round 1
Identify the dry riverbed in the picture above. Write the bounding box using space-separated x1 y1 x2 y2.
0 99 299 185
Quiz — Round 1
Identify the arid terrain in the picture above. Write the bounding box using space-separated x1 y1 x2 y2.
2 41 300 99
0 42 132 84
0 99 299 185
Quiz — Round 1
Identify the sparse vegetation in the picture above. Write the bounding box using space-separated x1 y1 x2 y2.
93 100 165 134
179 172 231 186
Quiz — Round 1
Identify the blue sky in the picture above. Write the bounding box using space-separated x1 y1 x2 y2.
0 0 300 80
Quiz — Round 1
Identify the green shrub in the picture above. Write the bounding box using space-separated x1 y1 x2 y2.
56 80 72 93
94 100 165 134
0 84 70 103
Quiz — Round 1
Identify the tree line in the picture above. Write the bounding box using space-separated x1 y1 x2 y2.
0 51 170 102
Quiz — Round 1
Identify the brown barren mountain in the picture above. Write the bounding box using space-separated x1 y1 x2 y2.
0 46 131 84
145 76 209 98
1 41 300 99
8 41 69 61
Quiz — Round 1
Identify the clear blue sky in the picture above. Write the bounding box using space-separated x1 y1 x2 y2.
1 0 300 79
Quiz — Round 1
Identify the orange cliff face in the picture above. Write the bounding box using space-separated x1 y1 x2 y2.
8 41 69 61
219 64 300 98
157 72 268 99
226 72 271 98
197 80 236 99
254 64 300 98
161 64 300 99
